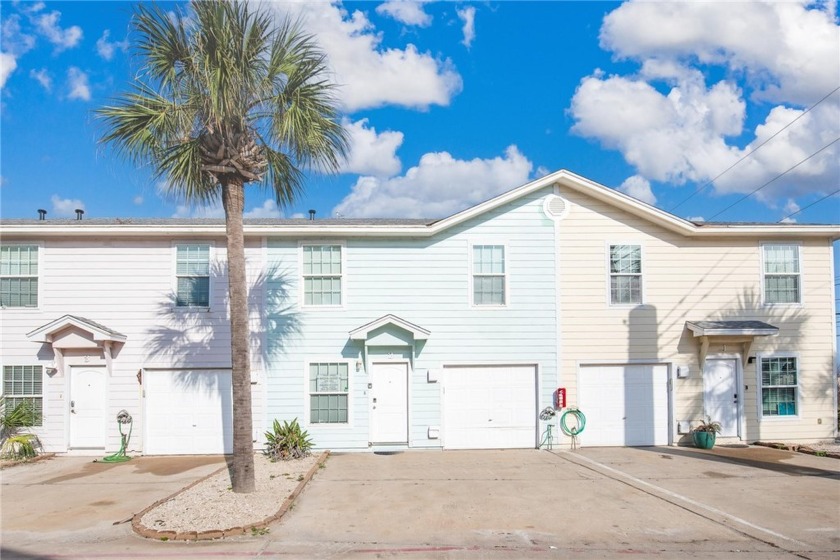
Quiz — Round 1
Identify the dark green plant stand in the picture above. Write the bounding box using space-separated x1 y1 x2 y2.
693 431 716 449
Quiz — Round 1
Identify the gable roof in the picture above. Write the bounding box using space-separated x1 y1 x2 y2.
3 170 838 240
349 314 431 341
26 314 127 343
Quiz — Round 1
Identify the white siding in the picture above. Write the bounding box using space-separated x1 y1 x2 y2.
0 238 266 453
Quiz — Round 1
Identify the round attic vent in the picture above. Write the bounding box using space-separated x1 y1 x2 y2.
543 194 570 220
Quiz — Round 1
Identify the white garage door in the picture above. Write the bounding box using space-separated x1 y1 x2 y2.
578 364 669 447
443 365 537 449
144 369 233 455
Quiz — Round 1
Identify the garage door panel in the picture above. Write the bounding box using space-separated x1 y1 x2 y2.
579 364 668 447
145 370 232 455
443 365 537 449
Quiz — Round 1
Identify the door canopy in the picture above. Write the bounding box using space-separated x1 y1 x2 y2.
27 315 126 376
686 320 778 367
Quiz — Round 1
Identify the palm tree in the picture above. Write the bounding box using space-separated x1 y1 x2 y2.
98 0 347 493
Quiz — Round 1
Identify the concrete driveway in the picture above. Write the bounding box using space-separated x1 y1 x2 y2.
1 446 838 559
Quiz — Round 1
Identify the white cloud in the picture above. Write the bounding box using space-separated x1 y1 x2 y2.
535 166 551 178
133 195 144 205
66 67 90 101
783 199 800 216
34 9 82 52
29 67 51 91
570 1 840 204
51 195 85 217
375 1 432 27
332 145 533 218
599 0 839 105
243 199 283 219
341 118 403 177
1 14 36 56
172 202 225 219
687 216 705 222
457 6 476 48
172 198 284 219
268 2 462 111
780 216 798 224
95 29 128 61
618 175 656 205
0 52 18 88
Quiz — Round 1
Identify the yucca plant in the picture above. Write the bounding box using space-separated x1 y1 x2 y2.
0 397 42 460
264 418 313 461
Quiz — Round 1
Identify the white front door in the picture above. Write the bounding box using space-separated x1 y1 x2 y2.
703 358 739 437
69 367 107 448
370 362 408 444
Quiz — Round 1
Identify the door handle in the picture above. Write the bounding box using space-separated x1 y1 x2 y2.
70 400 75 414
372 398 377 403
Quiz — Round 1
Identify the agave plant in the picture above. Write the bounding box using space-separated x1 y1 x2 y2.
0 397 42 460
264 418 313 461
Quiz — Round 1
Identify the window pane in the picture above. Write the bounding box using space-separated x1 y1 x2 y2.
474 276 504 305
610 245 641 274
474 245 505 274
762 387 796 416
2 366 43 427
303 246 342 306
611 275 641 305
765 275 800 304
177 277 209 307
764 245 799 274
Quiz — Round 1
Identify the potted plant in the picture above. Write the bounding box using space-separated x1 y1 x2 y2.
691 418 721 449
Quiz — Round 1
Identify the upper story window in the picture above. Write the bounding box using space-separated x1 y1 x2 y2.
760 356 798 417
302 245 342 306
176 244 210 307
609 244 642 305
2 365 43 426
309 362 349 423
763 244 800 304
472 245 506 306
0 245 39 308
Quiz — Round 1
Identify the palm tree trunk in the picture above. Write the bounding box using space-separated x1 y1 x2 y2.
222 179 256 493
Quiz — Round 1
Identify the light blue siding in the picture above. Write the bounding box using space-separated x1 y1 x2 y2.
264 188 558 450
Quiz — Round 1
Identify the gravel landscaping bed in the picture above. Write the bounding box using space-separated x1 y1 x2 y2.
755 440 840 458
136 452 326 536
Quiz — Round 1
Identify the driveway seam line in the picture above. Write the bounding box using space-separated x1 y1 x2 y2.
550 451 813 558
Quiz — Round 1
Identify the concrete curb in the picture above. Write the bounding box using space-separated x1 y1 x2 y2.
552 449 812 554
754 441 840 459
0 452 56 469
132 450 330 541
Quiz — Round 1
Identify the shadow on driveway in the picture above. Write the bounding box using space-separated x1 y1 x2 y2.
634 445 840 479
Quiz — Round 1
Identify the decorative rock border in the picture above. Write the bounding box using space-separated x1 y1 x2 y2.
132 450 330 541
755 441 840 459
0 452 56 469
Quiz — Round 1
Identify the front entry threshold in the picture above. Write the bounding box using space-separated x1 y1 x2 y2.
370 443 408 453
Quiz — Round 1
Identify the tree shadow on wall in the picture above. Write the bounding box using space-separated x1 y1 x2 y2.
142 264 301 462
145 262 301 368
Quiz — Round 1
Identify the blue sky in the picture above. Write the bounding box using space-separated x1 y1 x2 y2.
1 0 838 229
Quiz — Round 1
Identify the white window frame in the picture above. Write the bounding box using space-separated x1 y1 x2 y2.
470 243 508 308
299 242 346 309
0 243 41 310
760 242 802 306
756 353 800 420
1 365 44 427
305 359 353 426
172 242 214 310
607 243 644 306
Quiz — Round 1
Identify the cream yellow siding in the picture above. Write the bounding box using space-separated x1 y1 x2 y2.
556 185 836 444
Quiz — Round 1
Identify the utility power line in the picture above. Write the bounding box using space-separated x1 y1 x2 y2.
777 189 840 223
668 86 840 213
706 137 840 221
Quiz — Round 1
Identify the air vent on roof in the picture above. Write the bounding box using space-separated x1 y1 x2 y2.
543 194 570 221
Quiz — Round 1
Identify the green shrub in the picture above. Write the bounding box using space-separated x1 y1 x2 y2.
0 397 42 460
264 418 313 461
